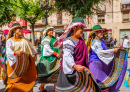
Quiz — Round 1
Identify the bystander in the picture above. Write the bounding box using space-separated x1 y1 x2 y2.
121 34 130 56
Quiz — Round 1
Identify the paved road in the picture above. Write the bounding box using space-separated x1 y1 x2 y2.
0 53 130 92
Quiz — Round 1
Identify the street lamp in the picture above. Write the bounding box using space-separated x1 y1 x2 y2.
41 0 53 26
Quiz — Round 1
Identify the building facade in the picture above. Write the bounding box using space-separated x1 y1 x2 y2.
2 0 130 47
86 0 130 46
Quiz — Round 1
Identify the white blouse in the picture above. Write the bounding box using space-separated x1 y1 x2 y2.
123 39 129 48
91 39 114 65
41 37 54 56
6 38 37 66
63 37 78 74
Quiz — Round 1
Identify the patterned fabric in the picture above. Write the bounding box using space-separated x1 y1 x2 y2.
8 53 29 78
53 22 86 48
56 68 101 92
0 61 3 80
6 38 37 92
90 39 114 65
0 46 6 67
98 49 127 88
91 39 102 52
63 37 78 52
101 88 109 92
37 36 60 83
41 36 50 45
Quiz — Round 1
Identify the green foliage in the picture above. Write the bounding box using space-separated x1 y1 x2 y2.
12 0 47 24
54 0 107 17
0 0 15 25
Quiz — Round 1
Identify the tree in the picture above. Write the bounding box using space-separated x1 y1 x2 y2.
12 0 53 46
0 0 15 25
54 0 109 17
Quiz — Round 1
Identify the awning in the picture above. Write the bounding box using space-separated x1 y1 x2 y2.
23 29 31 33
3 30 9 34
3 29 31 34
122 0 130 4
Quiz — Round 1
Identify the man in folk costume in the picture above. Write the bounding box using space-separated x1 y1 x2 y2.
53 17 101 92
5 23 37 92
88 25 127 92
36 25 60 92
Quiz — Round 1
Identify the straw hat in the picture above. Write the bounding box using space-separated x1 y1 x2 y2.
6 23 23 40
87 25 107 51
43 25 54 38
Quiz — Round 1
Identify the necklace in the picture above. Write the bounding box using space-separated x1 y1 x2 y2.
13 36 22 41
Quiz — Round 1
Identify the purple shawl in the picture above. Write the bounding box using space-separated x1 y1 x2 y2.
60 38 89 71
74 38 89 68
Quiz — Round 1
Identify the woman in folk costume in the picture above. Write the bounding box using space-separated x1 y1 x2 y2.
0 32 6 80
0 46 6 80
53 17 101 92
88 25 127 92
36 25 60 91
5 23 37 92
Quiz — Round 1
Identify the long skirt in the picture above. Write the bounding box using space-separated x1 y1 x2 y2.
89 49 127 92
56 68 101 92
6 54 37 92
37 58 61 83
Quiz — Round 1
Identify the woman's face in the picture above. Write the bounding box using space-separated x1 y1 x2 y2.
14 27 23 36
95 30 104 39
47 28 53 37
73 25 84 38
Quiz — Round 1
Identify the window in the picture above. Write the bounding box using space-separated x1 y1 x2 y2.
57 12 62 25
98 14 105 23
122 4 130 10
122 12 130 22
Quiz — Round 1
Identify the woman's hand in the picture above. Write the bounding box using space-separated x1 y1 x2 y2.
15 51 23 56
74 65 85 72
56 53 60 58
114 48 120 53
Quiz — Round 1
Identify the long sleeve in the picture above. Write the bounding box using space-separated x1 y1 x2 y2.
63 40 76 74
6 39 17 66
43 43 54 56
91 40 114 65
41 37 54 56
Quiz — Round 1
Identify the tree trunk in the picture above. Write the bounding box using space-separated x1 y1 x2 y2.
31 23 35 46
